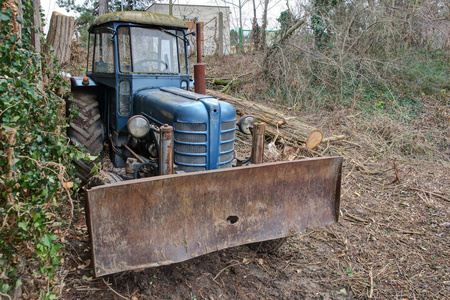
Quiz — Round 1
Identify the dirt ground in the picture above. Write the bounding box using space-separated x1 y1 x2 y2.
57 47 450 300
56 86 449 299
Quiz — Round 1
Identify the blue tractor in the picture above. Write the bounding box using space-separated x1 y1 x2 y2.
69 11 343 277
69 11 236 182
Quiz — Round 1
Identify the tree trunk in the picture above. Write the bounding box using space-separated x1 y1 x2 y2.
31 0 41 52
263 18 305 75
44 12 74 65
99 0 108 15
251 0 260 48
260 0 269 51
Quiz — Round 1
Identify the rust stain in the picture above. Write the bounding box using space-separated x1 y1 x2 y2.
161 110 173 119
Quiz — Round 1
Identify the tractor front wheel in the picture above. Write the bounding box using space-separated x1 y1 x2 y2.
67 91 104 185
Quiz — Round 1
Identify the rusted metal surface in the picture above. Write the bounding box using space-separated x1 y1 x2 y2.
122 144 145 163
159 124 174 175
87 156 343 277
251 122 265 164
196 23 202 63
194 23 206 94
194 63 206 95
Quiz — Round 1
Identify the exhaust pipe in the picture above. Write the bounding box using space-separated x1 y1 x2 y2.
194 23 206 95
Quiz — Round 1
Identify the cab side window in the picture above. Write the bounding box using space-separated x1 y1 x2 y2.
93 29 115 73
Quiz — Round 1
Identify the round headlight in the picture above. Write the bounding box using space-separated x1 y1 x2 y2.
237 115 257 135
127 115 150 138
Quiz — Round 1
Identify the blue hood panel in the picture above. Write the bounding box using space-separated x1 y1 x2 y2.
134 87 236 170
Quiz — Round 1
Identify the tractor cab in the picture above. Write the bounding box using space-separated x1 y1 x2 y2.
85 11 190 89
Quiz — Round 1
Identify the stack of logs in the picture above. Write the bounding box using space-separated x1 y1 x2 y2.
206 90 345 154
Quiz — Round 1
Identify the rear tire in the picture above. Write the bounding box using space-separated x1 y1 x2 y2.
67 91 104 185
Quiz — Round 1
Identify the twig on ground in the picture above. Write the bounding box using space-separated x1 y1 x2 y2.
102 278 130 300
213 261 244 281
322 135 345 143
409 187 449 202
345 213 369 223
281 259 293 272
391 161 401 184
0 292 12 300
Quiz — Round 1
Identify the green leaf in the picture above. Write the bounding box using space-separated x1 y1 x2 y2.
1 283 11 293
42 234 57 248
9 34 17 43
18 221 27 231
50 244 63 257
0 79 7 92
0 12 9 22
337 288 347 295
15 279 22 289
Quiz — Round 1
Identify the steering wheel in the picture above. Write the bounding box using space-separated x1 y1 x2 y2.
134 59 168 72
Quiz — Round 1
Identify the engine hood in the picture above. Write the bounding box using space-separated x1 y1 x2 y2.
133 87 235 126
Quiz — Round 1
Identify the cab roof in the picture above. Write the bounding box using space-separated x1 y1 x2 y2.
90 11 188 30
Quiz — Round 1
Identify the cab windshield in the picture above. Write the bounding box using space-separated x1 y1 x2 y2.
117 27 187 75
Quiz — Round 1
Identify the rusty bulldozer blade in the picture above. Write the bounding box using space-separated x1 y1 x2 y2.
87 156 343 276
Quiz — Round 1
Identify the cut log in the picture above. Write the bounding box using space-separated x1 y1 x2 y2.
44 12 74 65
207 90 345 151
212 79 230 86
305 129 323 150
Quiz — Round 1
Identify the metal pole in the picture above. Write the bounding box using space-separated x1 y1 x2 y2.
251 122 265 164
159 124 174 175
196 23 202 63
194 23 206 94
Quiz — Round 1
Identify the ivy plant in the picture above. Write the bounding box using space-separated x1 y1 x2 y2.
0 1 88 298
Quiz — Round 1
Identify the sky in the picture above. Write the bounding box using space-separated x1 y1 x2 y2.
40 0 289 33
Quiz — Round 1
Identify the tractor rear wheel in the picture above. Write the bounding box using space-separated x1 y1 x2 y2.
67 91 104 185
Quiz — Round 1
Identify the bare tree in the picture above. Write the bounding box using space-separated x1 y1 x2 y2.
260 0 269 50
251 0 260 47
222 0 248 53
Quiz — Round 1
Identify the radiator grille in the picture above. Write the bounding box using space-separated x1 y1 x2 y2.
174 122 206 131
220 131 235 142
221 120 236 131
174 132 206 143
176 144 206 154
174 122 207 172
174 120 236 171
219 162 232 169
219 152 234 163
175 154 206 164
220 142 234 152
219 120 236 166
